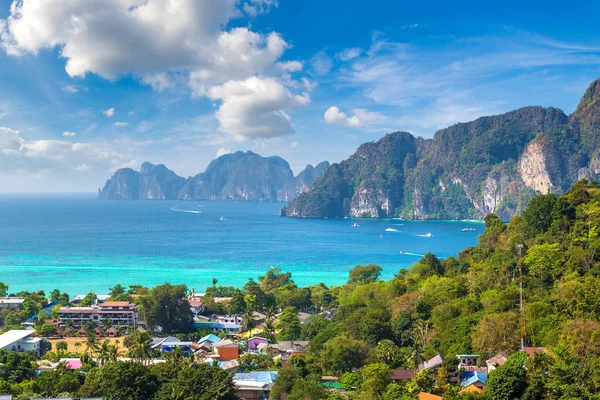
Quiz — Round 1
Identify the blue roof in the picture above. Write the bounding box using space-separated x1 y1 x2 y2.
233 371 279 384
194 322 241 329
198 334 221 343
461 371 487 387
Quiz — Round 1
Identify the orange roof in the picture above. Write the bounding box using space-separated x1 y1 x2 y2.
418 393 443 400
99 301 135 307
459 384 484 394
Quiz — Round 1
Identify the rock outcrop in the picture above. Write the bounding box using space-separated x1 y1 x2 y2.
283 78 600 220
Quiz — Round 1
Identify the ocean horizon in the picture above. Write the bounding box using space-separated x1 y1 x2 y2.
0 194 482 295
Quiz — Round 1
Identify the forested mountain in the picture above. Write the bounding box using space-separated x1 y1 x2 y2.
283 79 600 220
98 152 328 201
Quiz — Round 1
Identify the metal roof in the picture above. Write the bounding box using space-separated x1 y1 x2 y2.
0 330 34 350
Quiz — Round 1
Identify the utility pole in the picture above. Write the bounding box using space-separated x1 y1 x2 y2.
516 244 524 350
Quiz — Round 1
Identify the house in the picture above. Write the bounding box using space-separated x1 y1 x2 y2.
105 327 118 337
198 334 221 344
457 354 480 368
296 312 313 323
486 354 507 373
523 346 546 358
71 294 110 305
392 369 415 382
194 315 242 336
0 330 42 355
233 371 278 400
418 354 445 372
58 301 138 328
269 340 309 363
151 336 194 352
247 337 269 352
459 384 485 394
460 371 487 390
213 339 239 361
189 298 203 316
251 312 267 326
418 393 442 400
0 297 24 310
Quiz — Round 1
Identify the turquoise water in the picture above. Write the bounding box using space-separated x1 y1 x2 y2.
0 194 483 295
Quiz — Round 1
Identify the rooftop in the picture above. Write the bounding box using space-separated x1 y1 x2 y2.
0 330 35 349
0 297 24 305
98 301 135 307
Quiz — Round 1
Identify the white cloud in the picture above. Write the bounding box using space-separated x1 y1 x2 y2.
0 113 4 119
310 50 333 76
103 108 115 117
324 106 363 128
243 0 278 16
0 126 134 176
142 73 176 92
216 147 232 158
351 108 389 125
114 122 129 127
337 47 363 61
62 84 78 93
208 77 310 142
62 131 76 137
290 141 298 149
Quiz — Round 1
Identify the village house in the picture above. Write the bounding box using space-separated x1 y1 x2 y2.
460 371 487 390
0 297 24 311
486 354 507 373
0 330 42 355
213 339 239 361
233 371 278 400
457 354 480 368
267 340 309 363
58 301 138 328
194 314 242 335
247 337 269 352
391 369 415 382
418 354 444 372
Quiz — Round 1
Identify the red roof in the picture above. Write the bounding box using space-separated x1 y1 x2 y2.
99 301 135 307
523 347 546 357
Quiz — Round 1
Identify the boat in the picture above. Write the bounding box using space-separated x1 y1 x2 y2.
461 227 476 232
385 227 398 232
220 216 226 221
353 222 359 227
400 250 406 254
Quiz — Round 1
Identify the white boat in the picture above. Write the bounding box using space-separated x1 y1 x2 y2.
385 227 398 232
461 227 476 232
220 216 226 221
353 222 359 227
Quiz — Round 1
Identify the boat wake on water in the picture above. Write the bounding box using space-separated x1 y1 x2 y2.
170 208 201 214
385 227 399 232
416 233 433 238
399 251 426 257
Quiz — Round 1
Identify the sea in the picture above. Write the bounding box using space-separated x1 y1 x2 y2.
0 194 483 295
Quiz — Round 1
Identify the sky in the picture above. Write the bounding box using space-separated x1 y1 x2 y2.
0 0 599 192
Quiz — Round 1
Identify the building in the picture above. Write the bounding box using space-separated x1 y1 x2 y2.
194 315 242 336
0 330 42 355
213 339 239 361
248 337 269 352
233 371 278 400
0 297 24 310
58 301 138 328
71 294 110 305
418 354 445 372
460 371 487 390
486 354 507 373
523 346 546 357
418 393 442 400
392 369 415 382
457 354 480 368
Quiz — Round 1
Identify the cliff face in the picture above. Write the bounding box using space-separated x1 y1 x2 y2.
284 78 600 220
98 162 186 200
99 153 328 201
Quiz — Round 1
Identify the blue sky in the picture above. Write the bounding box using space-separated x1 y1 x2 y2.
0 0 599 192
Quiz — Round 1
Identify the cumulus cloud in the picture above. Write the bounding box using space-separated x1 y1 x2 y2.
337 47 363 61
62 131 76 137
62 84 78 93
114 122 129 127
324 107 363 128
0 126 134 176
103 108 115 117
208 77 310 142
216 147 232 158
1 0 309 142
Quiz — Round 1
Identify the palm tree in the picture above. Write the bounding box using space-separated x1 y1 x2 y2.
128 330 152 360
85 332 100 356
242 311 256 334
74 341 82 353
262 317 275 343
101 318 112 331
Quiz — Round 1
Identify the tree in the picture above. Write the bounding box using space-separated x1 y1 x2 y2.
259 267 293 291
140 283 193 333
109 284 126 297
357 363 393 400
374 339 403 368
522 194 557 237
276 307 301 341
341 371 363 390
37 323 57 337
228 290 246 314
0 282 7 297
56 341 68 352
241 310 256 333
322 336 370 375
472 312 519 357
485 352 528 400
80 292 98 307
78 360 160 400
348 264 383 284
154 364 237 400
124 330 152 360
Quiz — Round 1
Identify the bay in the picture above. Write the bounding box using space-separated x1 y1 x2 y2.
0 194 483 294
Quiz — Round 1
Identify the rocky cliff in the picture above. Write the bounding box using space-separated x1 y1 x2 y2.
98 162 187 200
283 78 600 220
99 152 328 201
